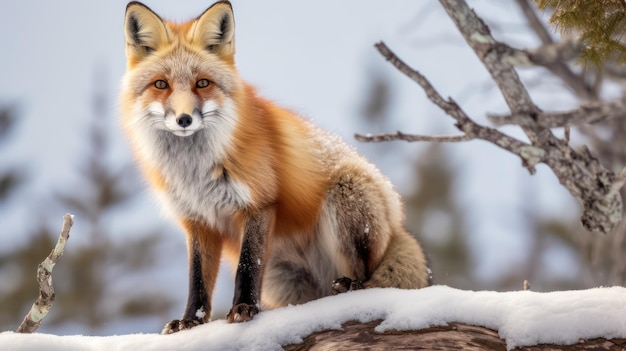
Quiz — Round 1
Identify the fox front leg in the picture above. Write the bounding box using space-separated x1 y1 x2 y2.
162 222 222 334
162 241 209 334
227 211 271 323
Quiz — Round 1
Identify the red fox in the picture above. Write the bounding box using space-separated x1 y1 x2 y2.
121 1 431 334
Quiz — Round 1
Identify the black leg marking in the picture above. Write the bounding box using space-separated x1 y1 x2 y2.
331 277 364 295
227 211 269 323
162 239 209 334
352 225 371 279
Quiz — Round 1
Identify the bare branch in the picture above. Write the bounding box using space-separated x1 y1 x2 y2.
527 37 583 66
372 42 457 116
361 0 625 233
373 42 544 174
16 213 74 333
440 0 539 124
480 36 595 101
488 96 626 128
355 131 471 143
612 168 626 195
514 0 596 100
482 36 594 101
514 0 553 45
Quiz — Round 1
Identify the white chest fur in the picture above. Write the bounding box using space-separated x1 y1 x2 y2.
150 129 251 232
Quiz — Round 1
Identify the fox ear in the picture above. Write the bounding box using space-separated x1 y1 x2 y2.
191 1 235 61
124 1 169 64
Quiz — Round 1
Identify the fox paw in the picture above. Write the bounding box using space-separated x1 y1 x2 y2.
331 277 364 295
161 318 202 334
227 303 259 323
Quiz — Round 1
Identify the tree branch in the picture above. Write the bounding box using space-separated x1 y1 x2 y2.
515 0 553 45
488 97 626 128
368 42 545 174
513 0 596 101
355 131 471 143
16 213 74 333
359 0 625 234
440 0 622 233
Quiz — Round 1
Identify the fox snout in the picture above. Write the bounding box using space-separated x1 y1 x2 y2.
161 90 204 137
163 108 202 137
176 114 193 128
166 111 202 137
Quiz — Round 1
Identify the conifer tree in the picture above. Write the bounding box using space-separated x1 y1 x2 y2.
535 0 626 66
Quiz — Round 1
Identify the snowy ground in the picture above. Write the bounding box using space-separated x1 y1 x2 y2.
2 285 625 351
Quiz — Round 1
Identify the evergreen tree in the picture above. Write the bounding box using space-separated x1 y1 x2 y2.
403 144 474 289
0 106 22 204
0 105 32 329
535 0 626 66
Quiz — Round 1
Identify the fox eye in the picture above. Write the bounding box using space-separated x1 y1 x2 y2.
196 79 210 88
154 80 168 89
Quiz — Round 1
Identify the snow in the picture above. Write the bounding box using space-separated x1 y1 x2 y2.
194 308 206 320
2 285 625 351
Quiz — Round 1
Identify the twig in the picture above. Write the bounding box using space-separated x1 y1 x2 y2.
355 131 471 143
488 97 626 128
611 168 626 195
514 0 595 101
16 213 74 333
514 0 553 45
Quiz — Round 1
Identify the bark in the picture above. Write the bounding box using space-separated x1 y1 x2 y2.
283 320 626 351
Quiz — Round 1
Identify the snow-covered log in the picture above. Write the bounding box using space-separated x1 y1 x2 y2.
2 286 626 350
285 321 626 351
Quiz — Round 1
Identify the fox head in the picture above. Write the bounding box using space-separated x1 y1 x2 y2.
121 0 240 149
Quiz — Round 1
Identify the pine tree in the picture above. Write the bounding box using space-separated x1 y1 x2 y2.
535 0 626 66
0 106 23 204
0 105 32 329
403 144 474 289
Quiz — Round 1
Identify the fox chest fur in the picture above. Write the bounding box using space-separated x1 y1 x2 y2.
152 130 252 233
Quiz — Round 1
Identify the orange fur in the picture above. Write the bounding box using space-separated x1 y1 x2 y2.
225 84 328 236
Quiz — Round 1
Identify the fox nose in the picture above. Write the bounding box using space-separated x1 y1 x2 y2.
176 114 193 128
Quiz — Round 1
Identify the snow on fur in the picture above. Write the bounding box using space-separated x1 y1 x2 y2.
2 286 625 351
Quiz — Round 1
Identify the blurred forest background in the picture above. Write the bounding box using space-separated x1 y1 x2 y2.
1 0 625 336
